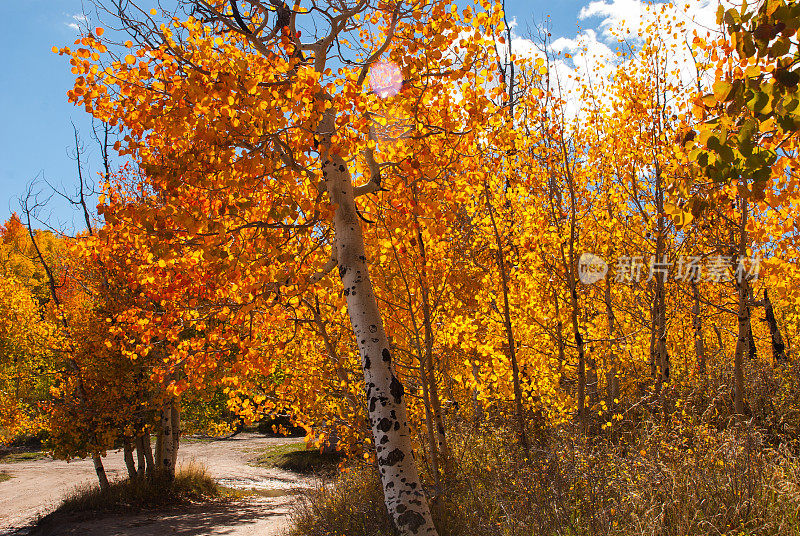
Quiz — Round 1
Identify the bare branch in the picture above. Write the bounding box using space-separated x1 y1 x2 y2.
355 2 401 87
310 248 338 282
19 186 64 319
74 124 95 235
353 147 387 197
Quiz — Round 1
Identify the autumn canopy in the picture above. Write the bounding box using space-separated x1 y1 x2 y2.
2 0 800 535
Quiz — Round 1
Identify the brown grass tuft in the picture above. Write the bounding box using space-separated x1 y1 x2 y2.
45 461 221 517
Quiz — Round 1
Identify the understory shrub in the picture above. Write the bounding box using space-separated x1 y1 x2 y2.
290 362 800 536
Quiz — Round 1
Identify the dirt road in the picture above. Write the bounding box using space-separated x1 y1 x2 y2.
0 434 310 536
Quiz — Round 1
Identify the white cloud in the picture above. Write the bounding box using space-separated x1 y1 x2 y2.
393 0 724 135
579 0 652 39
499 0 724 120
574 0 724 59
579 0 721 40
65 13 88 32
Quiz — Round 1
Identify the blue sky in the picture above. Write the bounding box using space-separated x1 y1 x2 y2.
0 0 620 228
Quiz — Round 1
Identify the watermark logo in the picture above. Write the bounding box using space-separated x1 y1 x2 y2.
578 253 608 285
574 254 761 285
613 254 761 284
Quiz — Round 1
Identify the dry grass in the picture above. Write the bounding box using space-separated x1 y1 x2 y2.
290 361 800 536
291 423 800 536
47 461 221 517
291 465 399 536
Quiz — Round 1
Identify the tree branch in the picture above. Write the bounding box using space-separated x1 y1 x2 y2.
310 248 338 282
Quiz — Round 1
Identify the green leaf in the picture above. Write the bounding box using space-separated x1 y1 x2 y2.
777 113 800 132
735 31 756 58
748 90 771 113
752 179 768 200
713 80 733 101
737 119 757 155
724 8 741 26
770 36 791 57
745 64 762 78
737 182 752 199
739 118 757 140
719 144 736 164
690 198 709 218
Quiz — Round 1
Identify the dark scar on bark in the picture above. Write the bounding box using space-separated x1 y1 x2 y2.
370 395 388 412
378 418 392 432
389 375 404 404
382 348 391 362
370 397 378 412
397 511 425 532
379 448 404 466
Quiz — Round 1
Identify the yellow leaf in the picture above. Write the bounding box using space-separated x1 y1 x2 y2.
712 80 732 101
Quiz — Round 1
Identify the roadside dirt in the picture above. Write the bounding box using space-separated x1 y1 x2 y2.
0 434 311 536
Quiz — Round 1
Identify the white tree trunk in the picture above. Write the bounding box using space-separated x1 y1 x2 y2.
319 109 438 535
142 431 155 479
158 401 177 479
123 440 137 480
135 435 147 479
92 454 110 490
170 401 180 469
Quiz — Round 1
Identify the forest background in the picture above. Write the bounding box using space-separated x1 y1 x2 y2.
3 1 800 536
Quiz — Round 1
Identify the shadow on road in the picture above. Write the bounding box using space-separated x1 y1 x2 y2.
5 497 293 536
